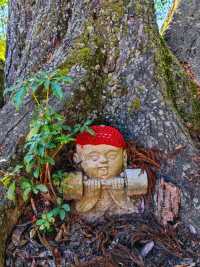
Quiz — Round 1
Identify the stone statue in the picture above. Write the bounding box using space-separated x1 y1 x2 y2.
60 125 148 220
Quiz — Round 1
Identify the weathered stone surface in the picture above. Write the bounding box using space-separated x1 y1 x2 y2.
163 0 200 84
0 0 200 265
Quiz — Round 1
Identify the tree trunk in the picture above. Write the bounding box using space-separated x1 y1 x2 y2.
0 61 4 108
163 0 200 84
1 0 200 265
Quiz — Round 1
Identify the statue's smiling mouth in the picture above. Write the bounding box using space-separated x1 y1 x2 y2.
98 167 108 176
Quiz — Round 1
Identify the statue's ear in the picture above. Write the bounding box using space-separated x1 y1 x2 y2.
123 150 127 169
73 145 82 164
73 153 81 164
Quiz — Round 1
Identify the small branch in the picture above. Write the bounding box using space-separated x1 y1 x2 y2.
36 228 54 254
52 144 63 159
45 163 57 202
30 197 37 216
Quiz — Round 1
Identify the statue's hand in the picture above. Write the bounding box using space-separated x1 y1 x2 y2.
101 177 125 190
111 177 125 190
84 179 101 195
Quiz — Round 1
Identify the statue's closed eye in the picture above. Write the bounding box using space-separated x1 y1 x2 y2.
87 153 99 161
106 152 118 160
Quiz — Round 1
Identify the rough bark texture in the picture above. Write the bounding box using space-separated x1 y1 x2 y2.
0 61 4 107
163 0 200 84
0 0 200 266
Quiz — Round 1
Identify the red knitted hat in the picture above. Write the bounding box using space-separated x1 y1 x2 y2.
76 125 126 148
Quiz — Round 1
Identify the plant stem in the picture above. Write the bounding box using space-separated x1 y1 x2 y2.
46 86 49 106
52 144 64 159
45 163 57 202
32 93 40 106
36 229 53 253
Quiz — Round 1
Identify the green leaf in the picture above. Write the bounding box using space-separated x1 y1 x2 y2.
47 212 55 221
6 182 16 202
51 208 59 217
44 79 50 91
36 219 45 226
20 179 32 190
84 119 93 126
30 81 39 93
59 209 66 221
56 135 74 144
44 156 55 165
85 127 95 135
24 154 34 164
51 82 64 99
62 204 70 212
22 188 32 202
1 175 12 188
37 145 45 157
39 224 46 231
25 161 34 173
12 165 24 174
26 127 39 141
32 188 39 194
62 125 72 131
33 167 40 178
62 76 73 83
34 184 48 193
13 86 27 109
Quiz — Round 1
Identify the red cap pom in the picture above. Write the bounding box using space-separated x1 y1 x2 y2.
76 125 126 148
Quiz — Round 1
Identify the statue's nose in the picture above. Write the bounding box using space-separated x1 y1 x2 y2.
99 155 108 163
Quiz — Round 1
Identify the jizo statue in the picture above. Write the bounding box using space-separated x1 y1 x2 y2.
61 125 148 220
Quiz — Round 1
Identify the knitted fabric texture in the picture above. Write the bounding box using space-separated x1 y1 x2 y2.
76 125 126 148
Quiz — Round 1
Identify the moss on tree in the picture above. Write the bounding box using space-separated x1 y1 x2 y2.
155 37 200 131
59 0 124 121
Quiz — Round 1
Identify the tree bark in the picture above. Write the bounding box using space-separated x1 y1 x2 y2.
0 0 200 265
163 0 200 84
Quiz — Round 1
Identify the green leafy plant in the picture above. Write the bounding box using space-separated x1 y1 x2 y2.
24 106 74 178
50 202 70 221
4 69 73 109
3 68 93 234
20 178 48 202
36 201 70 232
54 203 70 220
36 211 55 232
52 171 65 187
0 165 23 201
24 109 93 182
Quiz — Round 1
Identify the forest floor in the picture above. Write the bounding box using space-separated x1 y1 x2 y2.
5 208 200 267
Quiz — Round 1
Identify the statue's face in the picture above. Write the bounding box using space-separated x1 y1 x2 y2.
75 144 127 179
